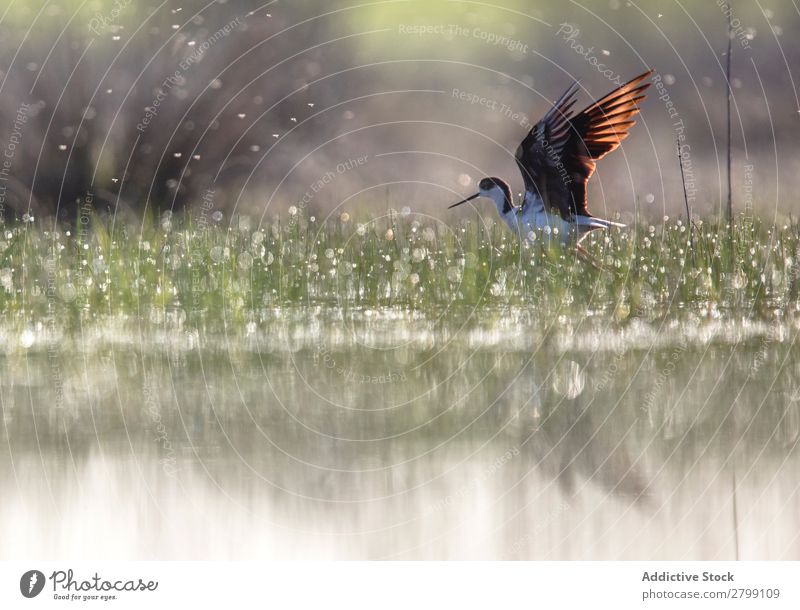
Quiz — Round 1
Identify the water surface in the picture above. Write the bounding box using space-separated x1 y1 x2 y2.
2 311 799 559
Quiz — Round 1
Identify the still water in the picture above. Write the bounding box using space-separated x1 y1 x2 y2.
2 310 799 559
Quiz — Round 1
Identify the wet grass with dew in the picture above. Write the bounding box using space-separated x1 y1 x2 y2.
1 208 799 338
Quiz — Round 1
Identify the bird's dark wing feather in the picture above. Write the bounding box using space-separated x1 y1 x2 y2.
515 70 652 219
515 80 579 208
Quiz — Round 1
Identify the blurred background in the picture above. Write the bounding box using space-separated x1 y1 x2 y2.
0 0 796 223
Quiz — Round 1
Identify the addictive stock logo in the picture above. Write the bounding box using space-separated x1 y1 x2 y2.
20 570 46 598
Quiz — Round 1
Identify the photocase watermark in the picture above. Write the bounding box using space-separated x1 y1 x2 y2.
43 258 65 411
749 322 780 376
651 73 679 121
75 192 94 308
736 162 756 263
593 343 627 393
742 163 754 219
137 16 243 133
312 341 407 385
556 23 624 86
539 135 571 187
143 373 179 478
178 16 243 71
639 339 688 419
26 569 158 602
652 73 697 208
20 570 45 598
189 188 215 316
471 27 528 54
294 155 369 220
0 102 31 219
716 0 754 50
451 88 533 129
398 24 528 54
721 161 758 306
425 446 521 515
449 88 568 187
87 0 132 36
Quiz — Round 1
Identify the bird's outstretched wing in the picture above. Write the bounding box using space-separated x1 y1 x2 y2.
515 70 652 219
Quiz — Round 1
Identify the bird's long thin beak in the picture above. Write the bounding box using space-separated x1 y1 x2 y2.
448 192 480 209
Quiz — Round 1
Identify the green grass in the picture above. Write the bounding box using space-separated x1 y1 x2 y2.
1 208 798 333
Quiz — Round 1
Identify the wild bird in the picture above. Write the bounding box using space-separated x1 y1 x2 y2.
449 70 652 262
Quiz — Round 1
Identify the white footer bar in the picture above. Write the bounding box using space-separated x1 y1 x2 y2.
1 561 797 609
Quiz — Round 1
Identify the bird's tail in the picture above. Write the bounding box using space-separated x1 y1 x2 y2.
574 215 625 230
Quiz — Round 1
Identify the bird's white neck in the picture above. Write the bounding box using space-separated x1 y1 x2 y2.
485 191 519 233
481 188 507 213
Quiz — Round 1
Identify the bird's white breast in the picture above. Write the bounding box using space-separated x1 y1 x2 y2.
509 192 572 242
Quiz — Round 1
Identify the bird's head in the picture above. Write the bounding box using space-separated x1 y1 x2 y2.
449 177 514 215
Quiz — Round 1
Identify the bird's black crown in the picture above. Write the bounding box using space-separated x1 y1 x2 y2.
478 177 514 213
479 177 508 191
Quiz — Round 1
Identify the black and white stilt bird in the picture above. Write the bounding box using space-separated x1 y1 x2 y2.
449 70 652 259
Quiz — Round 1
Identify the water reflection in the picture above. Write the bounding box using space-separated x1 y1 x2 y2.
1 313 798 559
